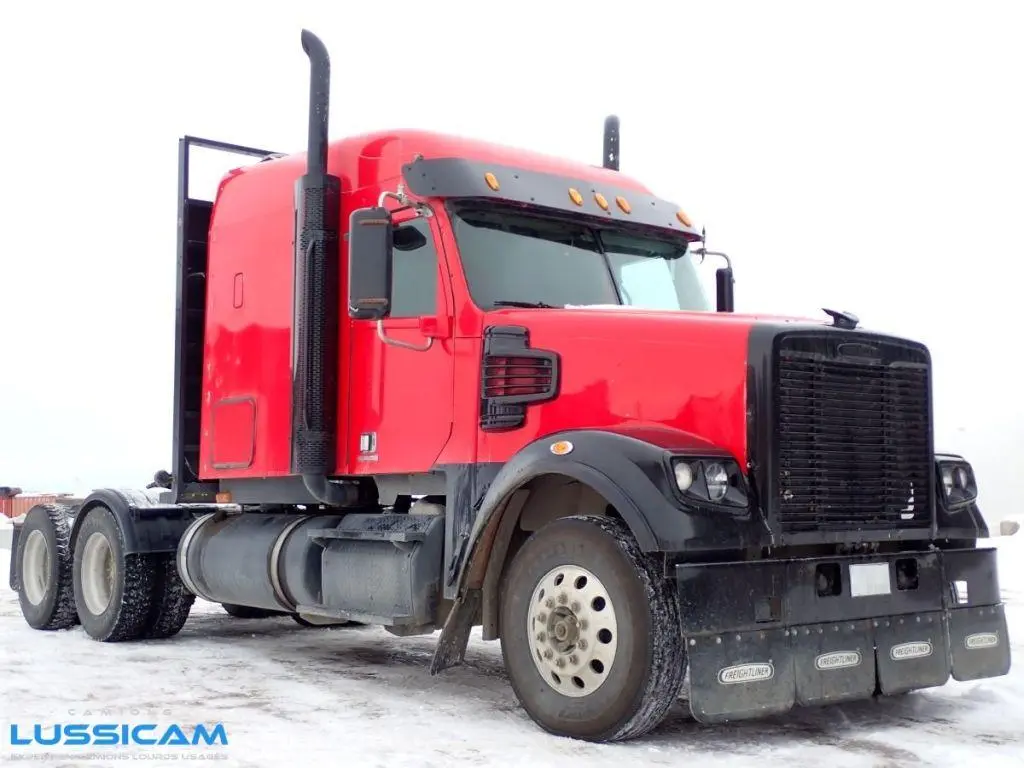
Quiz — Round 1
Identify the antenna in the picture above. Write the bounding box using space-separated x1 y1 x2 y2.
603 115 620 170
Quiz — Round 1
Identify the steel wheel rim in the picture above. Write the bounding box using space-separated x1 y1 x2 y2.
81 531 115 615
22 529 51 606
527 564 619 698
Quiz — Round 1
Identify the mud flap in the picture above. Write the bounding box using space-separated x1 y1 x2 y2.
792 619 876 707
875 611 950 695
687 628 794 724
948 603 1012 682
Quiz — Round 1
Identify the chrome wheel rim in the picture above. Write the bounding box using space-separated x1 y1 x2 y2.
527 565 619 697
22 529 50 606
80 531 115 615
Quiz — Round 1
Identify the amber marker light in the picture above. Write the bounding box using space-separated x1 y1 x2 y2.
484 172 500 191
616 195 631 213
594 192 610 210
676 209 693 227
569 187 584 206
549 440 574 456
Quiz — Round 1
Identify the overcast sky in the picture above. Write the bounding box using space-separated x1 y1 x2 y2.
0 1 1020 526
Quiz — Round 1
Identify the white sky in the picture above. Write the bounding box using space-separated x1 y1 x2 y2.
0 1 1021 524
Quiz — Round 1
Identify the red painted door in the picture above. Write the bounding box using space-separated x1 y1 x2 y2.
345 212 455 475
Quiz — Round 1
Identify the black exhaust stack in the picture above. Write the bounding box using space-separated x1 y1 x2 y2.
291 30 353 505
603 115 620 171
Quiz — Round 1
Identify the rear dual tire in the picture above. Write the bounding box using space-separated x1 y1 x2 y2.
73 505 195 641
15 504 79 630
15 503 194 641
500 515 686 742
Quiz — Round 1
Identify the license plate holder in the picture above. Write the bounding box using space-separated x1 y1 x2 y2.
849 562 891 597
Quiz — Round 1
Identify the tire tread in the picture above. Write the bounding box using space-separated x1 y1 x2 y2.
16 504 78 631
583 515 687 741
142 554 195 639
73 505 156 642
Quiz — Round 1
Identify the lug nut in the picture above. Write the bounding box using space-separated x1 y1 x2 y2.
537 632 546 642
545 598 555 609
571 601 581 612
577 639 588 650
555 658 565 668
544 649 554 659
558 593 568 605
569 655 578 665
537 613 547 623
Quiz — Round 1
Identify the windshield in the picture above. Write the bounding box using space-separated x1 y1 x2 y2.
449 205 713 312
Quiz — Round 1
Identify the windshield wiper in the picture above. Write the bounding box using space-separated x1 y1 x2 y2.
492 300 559 309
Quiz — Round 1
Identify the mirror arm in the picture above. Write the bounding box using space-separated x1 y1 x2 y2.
376 320 434 352
378 185 433 218
694 247 732 269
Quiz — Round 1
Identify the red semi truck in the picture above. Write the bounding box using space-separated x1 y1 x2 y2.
9 29 1010 742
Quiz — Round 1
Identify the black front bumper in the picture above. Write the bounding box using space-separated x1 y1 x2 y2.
675 547 1011 724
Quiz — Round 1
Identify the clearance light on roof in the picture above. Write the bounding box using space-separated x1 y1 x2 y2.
676 209 693 227
484 172 500 191
568 187 584 206
594 192 610 211
616 195 631 214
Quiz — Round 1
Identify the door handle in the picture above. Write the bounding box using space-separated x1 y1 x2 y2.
376 320 433 352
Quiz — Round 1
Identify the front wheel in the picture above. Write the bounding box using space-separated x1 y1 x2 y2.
500 515 686 742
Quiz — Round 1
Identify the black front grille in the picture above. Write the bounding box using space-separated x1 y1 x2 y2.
774 333 932 533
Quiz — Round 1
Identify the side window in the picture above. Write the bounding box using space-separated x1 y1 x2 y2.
390 218 438 318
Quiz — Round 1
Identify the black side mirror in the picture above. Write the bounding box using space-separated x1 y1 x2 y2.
716 266 734 313
348 206 393 319
393 222 428 251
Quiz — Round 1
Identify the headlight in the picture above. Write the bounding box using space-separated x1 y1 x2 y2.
670 457 748 508
941 466 955 495
936 457 978 509
704 462 729 502
674 461 695 492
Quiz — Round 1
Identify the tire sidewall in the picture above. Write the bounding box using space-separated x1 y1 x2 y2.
500 517 657 740
73 506 128 639
16 510 62 628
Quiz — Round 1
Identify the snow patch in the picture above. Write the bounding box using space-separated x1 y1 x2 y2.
998 514 1023 537
0 541 1021 766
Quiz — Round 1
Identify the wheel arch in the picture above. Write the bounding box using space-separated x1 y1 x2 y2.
476 469 641 641
451 426 717 646
457 426 720 596
69 488 211 556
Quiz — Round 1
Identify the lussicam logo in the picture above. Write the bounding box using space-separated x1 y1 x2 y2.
9 723 229 747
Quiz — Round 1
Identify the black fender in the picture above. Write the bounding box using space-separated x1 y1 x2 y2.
430 425 763 674
69 488 218 556
455 426 762 591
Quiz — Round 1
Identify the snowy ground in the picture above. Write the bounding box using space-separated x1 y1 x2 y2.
1 522 1020 768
